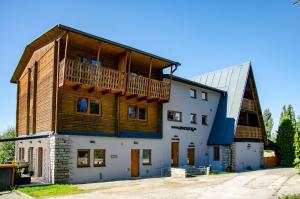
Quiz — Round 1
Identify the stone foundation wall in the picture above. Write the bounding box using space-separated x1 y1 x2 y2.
221 144 236 171
50 135 72 184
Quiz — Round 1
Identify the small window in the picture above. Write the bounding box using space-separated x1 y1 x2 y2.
202 115 208 125
19 148 25 161
189 89 197 98
142 149 151 165
128 106 138 119
167 111 182 122
77 149 90 167
80 56 89 64
213 146 220 161
77 98 88 113
138 107 147 120
190 113 197 124
90 99 100 115
94 149 105 167
202 92 208 101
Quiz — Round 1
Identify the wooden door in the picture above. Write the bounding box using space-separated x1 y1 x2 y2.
171 142 179 167
188 148 195 165
38 147 43 177
131 149 139 177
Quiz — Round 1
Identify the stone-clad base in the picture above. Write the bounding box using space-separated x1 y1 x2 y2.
50 135 72 184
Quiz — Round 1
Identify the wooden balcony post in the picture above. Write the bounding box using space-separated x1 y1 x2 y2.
64 32 69 64
97 43 102 66
147 58 152 96
125 51 132 93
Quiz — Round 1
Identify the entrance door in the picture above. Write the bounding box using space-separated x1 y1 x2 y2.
171 142 179 167
188 148 195 165
38 147 43 177
131 149 139 177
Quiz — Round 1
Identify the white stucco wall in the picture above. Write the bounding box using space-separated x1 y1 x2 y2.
162 80 221 168
235 142 263 171
69 136 165 183
208 145 223 171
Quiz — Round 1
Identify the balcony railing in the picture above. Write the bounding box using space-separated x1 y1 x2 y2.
235 125 262 139
241 98 256 112
58 58 170 101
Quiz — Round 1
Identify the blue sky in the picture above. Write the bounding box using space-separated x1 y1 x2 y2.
0 0 299 134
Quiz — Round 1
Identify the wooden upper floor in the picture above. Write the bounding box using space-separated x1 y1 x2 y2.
12 25 180 137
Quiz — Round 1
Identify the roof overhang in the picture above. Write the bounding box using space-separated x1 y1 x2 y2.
11 24 181 83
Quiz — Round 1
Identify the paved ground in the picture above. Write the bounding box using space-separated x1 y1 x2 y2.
2 168 299 199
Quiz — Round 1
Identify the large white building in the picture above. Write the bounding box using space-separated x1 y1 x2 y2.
5 25 266 184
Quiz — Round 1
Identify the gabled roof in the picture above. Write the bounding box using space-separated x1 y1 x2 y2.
190 62 251 145
11 24 180 83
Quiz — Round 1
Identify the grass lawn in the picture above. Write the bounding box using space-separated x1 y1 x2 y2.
279 194 300 199
16 184 86 198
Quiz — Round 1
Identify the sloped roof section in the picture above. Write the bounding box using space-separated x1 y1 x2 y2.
190 62 251 145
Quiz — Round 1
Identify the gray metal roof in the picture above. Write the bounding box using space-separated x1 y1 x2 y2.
190 62 251 145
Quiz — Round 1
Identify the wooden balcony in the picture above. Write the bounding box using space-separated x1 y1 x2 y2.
241 98 256 112
235 125 262 139
58 58 170 101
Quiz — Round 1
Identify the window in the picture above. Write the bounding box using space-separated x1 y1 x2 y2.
189 89 197 98
202 92 208 101
128 106 137 119
77 98 88 113
94 149 105 167
167 111 182 122
138 107 147 120
190 113 197 124
77 149 90 167
202 115 208 125
213 146 220 161
142 149 151 165
76 98 101 115
19 148 25 161
128 105 147 120
90 99 100 115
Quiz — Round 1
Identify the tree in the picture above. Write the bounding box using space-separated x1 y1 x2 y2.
276 116 296 166
263 109 274 140
0 127 16 164
294 130 300 169
280 105 296 128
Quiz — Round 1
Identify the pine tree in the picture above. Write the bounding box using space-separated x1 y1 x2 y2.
263 109 274 140
294 130 300 169
276 116 295 166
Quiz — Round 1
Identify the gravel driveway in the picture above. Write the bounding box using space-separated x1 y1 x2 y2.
2 168 299 199
55 168 300 199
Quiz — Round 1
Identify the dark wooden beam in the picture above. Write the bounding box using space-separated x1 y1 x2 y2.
88 86 96 93
101 89 110 95
137 96 147 102
73 84 82 90
147 98 159 103
126 94 137 100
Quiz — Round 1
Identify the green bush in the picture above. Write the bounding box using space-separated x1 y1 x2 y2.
279 194 300 199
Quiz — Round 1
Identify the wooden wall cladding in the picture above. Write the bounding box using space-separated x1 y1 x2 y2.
119 97 160 134
36 45 55 133
17 73 28 136
57 87 116 134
